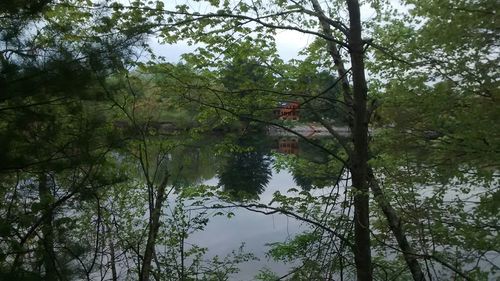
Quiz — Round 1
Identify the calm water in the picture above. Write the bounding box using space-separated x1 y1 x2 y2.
134 128 499 280
184 128 356 279
189 170 304 280
164 130 324 279
139 126 340 279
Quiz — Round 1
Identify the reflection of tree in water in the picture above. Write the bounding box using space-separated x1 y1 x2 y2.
292 172 314 190
218 151 272 200
288 138 345 191
217 132 272 200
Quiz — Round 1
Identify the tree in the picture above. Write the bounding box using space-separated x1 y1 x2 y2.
2 0 498 280
367 1 499 279
0 0 146 279
104 0 498 279
218 131 273 200
119 1 384 279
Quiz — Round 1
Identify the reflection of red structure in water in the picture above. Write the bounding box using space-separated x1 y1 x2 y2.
274 101 300 121
277 137 299 155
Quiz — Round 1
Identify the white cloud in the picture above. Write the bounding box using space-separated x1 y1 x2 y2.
274 30 313 61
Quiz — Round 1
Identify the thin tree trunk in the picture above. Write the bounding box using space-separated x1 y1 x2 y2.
311 0 428 280
39 173 58 280
180 230 185 281
107 223 118 281
368 168 427 281
346 1 372 280
140 175 169 281
310 0 353 114
311 0 372 279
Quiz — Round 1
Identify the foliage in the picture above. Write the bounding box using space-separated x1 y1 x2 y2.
1 0 499 280
367 0 500 279
217 131 273 200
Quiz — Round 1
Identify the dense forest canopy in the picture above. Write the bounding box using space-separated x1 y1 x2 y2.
0 0 498 280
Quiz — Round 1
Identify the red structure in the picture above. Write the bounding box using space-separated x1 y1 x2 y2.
274 101 300 121
277 137 299 155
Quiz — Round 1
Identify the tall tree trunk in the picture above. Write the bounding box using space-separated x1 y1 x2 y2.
346 1 372 280
140 175 169 281
368 168 427 281
107 223 118 281
38 173 58 280
311 0 427 280
311 0 372 279
310 0 353 114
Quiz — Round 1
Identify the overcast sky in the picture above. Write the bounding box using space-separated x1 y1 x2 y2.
148 29 313 63
145 1 404 63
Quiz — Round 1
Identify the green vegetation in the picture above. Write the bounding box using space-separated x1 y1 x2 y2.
1 0 498 280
